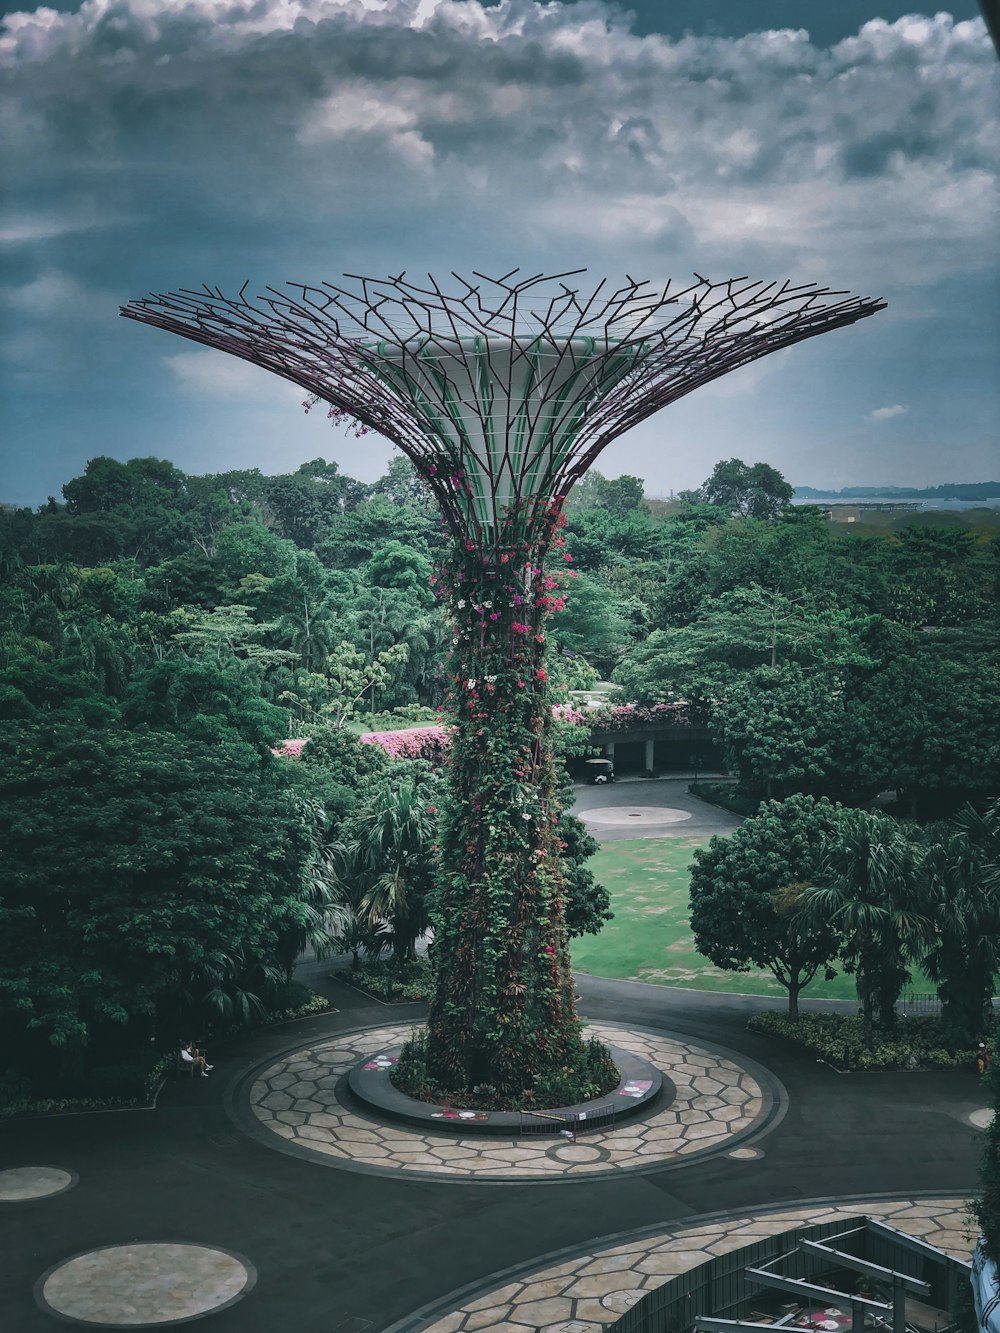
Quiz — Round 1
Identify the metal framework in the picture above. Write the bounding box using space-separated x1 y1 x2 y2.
121 269 885 545
121 266 885 1094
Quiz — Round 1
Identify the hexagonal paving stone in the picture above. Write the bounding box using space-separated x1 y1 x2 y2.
245 1021 771 1179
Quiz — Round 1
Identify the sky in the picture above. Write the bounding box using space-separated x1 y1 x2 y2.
1 0 997 506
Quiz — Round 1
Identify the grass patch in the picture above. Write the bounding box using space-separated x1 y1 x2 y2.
572 836 932 1003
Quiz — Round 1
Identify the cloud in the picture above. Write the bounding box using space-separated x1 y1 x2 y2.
1 1 994 299
0 0 996 503
165 350 305 403
868 403 909 421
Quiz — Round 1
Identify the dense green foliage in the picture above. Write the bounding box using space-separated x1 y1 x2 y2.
0 452 611 1104
700 799 1000 1041
392 1027 620 1111
690 796 843 1018
747 1011 977 1071
3 448 997 1101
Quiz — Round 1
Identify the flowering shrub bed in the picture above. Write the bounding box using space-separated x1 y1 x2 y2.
587 702 692 731
359 727 452 762
271 737 308 759
748 1010 977 1070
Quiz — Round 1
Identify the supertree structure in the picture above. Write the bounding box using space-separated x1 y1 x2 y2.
121 269 884 1096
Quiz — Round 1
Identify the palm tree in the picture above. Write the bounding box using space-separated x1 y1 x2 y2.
915 826 1000 1043
275 594 342 674
347 776 439 967
274 795 354 980
798 809 928 1041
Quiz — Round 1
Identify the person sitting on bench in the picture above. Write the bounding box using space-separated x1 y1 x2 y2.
179 1040 213 1077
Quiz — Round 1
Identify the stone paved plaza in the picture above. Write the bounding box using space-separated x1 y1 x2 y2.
406 1196 972 1333
2 852 989 1333
244 1021 778 1180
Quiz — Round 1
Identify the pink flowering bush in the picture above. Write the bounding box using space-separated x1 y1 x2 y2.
587 702 691 731
551 703 587 727
271 738 309 759
360 727 453 763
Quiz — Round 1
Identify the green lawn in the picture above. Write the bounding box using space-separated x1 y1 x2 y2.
572 836 927 1003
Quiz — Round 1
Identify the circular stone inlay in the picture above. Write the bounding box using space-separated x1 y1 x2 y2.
583 806 692 826
727 1146 763 1160
601 1288 647 1312
970 1108 993 1129
240 1022 777 1182
0 1166 76 1202
37 1242 254 1327
550 1144 606 1164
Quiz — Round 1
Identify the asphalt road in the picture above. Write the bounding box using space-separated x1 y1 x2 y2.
0 784 982 1332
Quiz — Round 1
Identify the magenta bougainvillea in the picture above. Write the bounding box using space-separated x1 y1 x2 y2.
359 727 453 762
587 702 692 731
271 738 309 759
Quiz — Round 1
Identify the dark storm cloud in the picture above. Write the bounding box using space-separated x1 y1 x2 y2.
0 0 997 501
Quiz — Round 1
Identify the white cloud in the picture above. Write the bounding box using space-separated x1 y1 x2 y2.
165 350 305 403
868 403 909 421
1 0 997 501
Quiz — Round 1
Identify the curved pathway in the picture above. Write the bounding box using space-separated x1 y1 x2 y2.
0 975 985 1333
397 1196 971 1333
0 786 988 1331
238 1022 780 1181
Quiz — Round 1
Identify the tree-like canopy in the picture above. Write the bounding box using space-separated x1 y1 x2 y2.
122 269 884 547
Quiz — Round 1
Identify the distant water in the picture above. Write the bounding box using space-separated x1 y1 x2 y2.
793 496 1000 512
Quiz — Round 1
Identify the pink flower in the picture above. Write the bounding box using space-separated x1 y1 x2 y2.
272 738 308 759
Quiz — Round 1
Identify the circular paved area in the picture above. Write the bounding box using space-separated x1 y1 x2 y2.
581 805 692 827
0 1166 76 1202
399 1196 971 1333
36 1242 255 1327
239 1022 780 1181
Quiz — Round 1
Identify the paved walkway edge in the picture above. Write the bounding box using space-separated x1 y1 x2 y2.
382 1191 974 1333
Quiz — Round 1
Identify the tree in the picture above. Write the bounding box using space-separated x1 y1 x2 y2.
915 827 1000 1043
559 811 613 939
858 649 1000 818
0 718 333 1082
701 458 794 519
342 767 441 965
124 658 287 750
549 572 630 668
280 641 410 729
689 795 844 1019
714 663 867 801
366 541 434 604
215 521 299 584
798 810 926 1039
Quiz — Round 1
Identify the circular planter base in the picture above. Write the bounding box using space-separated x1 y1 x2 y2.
346 1043 667 1134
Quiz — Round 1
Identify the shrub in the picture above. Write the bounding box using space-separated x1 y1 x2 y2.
390 1028 621 1110
392 1029 434 1100
0 1049 172 1121
690 781 760 817
260 981 330 1024
747 1010 976 1070
343 958 434 1002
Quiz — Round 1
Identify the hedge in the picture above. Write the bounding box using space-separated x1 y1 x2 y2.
748 1010 979 1071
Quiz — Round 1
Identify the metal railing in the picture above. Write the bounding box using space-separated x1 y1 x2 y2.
518 1103 616 1139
